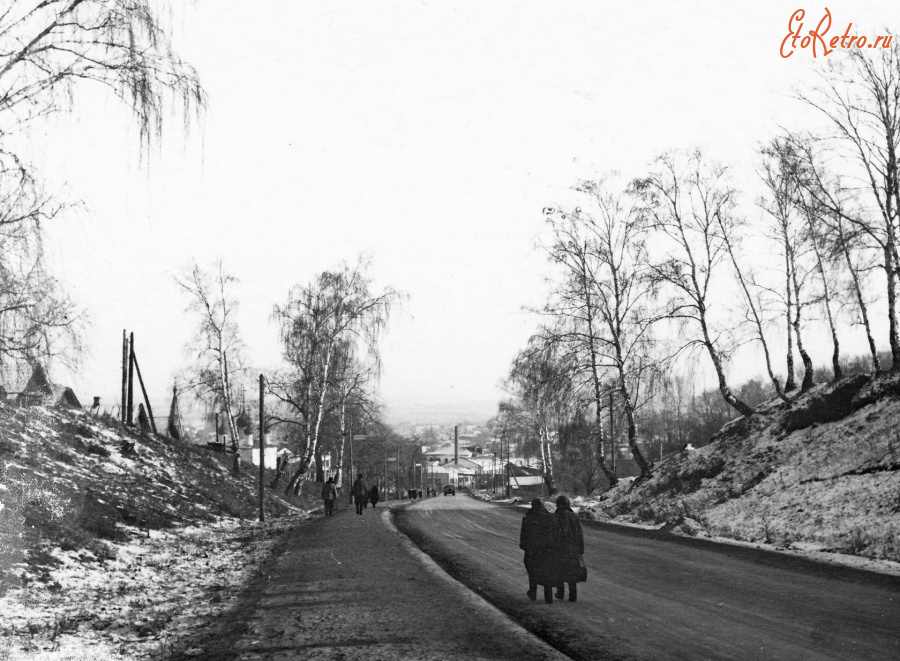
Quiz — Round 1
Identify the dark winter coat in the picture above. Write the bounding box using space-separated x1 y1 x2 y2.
369 486 380 505
351 478 368 503
519 506 557 586
321 481 337 502
553 506 585 583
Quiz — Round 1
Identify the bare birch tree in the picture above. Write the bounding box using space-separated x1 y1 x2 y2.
714 204 792 405
0 1 203 379
325 339 378 488
539 212 618 487
787 136 882 373
795 175 843 381
270 258 400 496
759 139 819 391
544 179 657 479
633 150 756 418
0 162 83 380
176 261 246 471
796 43 900 370
508 336 577 494
0 1 204 143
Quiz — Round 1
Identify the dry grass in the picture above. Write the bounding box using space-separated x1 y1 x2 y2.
594 374 900 563
0 402 321 659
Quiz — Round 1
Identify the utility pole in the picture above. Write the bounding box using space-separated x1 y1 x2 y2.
396 438 401 500
126 332 135 426
131 351 157 434
121 330 128 424
498 429 503 496
505 430 511 499
258 374 265 522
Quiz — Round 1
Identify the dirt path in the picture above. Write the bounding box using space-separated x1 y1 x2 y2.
173 500 567 660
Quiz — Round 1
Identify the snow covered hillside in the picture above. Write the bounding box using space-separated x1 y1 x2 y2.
0 403 309 660
590 373 900 565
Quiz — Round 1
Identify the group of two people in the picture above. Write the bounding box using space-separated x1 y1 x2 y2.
519 495 586 604
351 473 379 514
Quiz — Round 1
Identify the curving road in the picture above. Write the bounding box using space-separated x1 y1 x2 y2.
393 495 900 661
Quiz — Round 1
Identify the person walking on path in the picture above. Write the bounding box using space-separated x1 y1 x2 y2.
321 476 337 517
552 495 586 602
352 473 368 515
369 485 380 508
519 498 557 604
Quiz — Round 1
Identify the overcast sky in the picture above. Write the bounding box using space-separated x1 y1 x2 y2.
28 1 898 424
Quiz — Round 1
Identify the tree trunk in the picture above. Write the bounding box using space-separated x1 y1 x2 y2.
539 425 555 494
803 209 842 380
307 346 335 478
283 418 315 496
595 439 618 488
698 303 755 417
335 400 347 488
887 241 900 371
620 382 651 480
577 255 617 488
220 350 240 448
314 445 324 483
719 215 791 405
884 121 900 372
784 239 797 392
837 218 880 373
283 462 307 496
789 253 815 390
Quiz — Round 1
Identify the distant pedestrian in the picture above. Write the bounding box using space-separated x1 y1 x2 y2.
321 477 337 517
552 495 585 602
519 498 557 604
352 473 368 515
369 485 380 508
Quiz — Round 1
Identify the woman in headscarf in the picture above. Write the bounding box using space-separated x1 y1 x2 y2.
552 495 586 602
519 498 557 603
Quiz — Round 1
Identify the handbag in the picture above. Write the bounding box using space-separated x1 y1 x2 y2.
578 555 587 582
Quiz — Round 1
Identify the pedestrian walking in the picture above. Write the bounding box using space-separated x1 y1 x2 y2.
321 476 337 517
369 485 380 508
352 473 368 515
552 495 586 602
519 498 557 604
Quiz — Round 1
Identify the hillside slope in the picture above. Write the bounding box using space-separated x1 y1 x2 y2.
592 373 900 564
0 403 310 660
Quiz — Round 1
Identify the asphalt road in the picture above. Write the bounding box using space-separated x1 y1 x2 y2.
393 494 900 661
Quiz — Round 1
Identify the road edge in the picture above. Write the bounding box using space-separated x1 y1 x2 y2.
481 495 900 587
381 505 574 661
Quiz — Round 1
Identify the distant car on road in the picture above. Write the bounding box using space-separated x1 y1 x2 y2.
443 485 456 496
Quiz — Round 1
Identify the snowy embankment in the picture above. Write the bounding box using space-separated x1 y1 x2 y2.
0 405 310 660
584 373 900 569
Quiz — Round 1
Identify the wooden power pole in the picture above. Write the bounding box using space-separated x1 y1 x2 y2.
121 330 128 423
258 374 265 522
131 351 157 434
126 332 135 426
